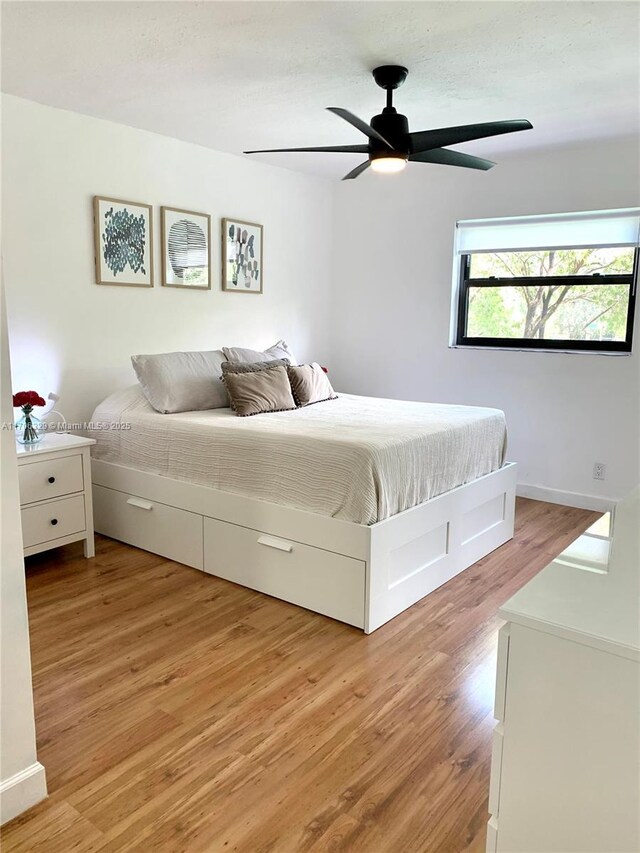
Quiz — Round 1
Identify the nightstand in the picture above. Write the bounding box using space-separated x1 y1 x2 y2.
17 434 96 558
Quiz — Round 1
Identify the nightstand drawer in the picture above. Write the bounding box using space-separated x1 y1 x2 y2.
21 495 86 549
19 454 84 505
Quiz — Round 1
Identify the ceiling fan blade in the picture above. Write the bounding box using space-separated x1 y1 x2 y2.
409 148 495 171
342 160 371 181
410 120 532 153
244 144 369 154
327 107 393 149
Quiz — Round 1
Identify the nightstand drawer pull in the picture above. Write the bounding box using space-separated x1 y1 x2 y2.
257 535 293 553
48 476 56 484
126 497 154 511
50 518 58 526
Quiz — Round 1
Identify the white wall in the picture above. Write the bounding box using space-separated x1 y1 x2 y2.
2 95 638 503
0 277 47 823
330 137 640 503
1 95 334 424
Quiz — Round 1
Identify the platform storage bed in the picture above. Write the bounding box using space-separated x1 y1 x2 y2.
91 354 516 634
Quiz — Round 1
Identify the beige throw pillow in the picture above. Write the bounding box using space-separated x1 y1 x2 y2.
287 363 337 407
222 359 297 417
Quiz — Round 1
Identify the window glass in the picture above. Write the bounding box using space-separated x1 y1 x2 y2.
457 246 636 351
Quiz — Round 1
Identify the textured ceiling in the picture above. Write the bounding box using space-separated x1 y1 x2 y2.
1 1 638 178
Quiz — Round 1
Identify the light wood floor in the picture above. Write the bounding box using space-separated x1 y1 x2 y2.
2 498 599 853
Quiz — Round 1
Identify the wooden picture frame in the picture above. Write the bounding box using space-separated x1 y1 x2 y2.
161 207 212 290
93 196 154 287
221 218 263 293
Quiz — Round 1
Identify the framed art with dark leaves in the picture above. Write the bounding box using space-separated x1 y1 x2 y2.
93 196 153 287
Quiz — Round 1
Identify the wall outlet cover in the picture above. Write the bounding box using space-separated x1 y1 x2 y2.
593 462 606 481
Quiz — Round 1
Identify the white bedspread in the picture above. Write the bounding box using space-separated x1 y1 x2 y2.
91 386 507 525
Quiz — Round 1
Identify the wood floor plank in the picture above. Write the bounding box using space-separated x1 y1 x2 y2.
0 800 105 853
1 498 600 852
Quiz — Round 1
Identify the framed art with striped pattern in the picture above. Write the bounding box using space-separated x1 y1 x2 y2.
161 207 211 290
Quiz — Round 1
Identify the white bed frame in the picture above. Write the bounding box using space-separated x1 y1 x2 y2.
91 460 517 633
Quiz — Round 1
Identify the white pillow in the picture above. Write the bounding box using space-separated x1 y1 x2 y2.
222 339 298 366
131 350 228 413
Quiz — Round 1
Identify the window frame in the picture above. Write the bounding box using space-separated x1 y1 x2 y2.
455 247 638 353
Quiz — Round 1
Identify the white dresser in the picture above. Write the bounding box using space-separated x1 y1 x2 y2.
17 434 96 558
487 488 640 853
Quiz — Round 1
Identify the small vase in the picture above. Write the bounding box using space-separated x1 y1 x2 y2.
16 409 43 445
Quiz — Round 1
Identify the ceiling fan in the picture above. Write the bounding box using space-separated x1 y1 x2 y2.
244 65 532 180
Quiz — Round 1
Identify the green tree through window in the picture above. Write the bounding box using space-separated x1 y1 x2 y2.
460 247 635 350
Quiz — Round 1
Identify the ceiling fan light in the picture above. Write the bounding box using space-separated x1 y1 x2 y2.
370 156 407 174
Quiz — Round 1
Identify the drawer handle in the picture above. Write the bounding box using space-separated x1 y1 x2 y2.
48 476 56 484
126 497 154 511
50 518 58 526
257 535 293 553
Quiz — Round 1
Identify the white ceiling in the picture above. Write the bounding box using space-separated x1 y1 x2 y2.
1 1 638 179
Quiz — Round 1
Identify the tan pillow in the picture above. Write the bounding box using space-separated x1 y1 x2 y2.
287 363 337 407
222 360 296 417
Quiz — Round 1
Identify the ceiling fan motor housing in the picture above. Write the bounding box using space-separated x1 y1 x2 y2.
370 110 410 159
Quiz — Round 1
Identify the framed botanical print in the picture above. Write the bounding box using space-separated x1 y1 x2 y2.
222 218 263 293
93 196 153 287
161 207 212 289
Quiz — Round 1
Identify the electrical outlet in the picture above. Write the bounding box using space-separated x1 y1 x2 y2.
593 462 606 481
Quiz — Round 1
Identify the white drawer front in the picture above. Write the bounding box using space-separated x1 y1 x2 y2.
21 494 86 548
494 623 510 722
486 815 498 853
93 485 203 570
19 453 84 505
204 518 366 628
488 723 504 817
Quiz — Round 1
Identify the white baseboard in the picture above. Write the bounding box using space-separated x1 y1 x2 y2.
0 762 47 825
516 483 616 513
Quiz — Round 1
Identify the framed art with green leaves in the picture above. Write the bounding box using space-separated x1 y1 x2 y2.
222 218 263 293
93 195 153 287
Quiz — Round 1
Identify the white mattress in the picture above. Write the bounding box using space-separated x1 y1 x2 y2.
91 386 507 525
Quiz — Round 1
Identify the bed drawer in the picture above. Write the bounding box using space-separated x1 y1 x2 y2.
204 518 366 628
93 485 203 570
19 453 84 505
21 494 86 549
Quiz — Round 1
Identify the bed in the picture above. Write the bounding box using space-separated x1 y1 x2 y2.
91 385 516 632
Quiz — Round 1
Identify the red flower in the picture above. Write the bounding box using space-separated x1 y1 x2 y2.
13 390 46 408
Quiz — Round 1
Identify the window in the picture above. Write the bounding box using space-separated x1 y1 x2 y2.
453 209 639 353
